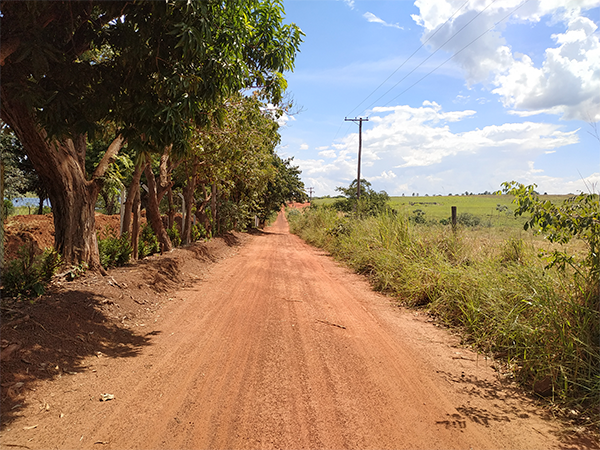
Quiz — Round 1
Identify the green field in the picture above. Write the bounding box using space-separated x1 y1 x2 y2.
313 194 573 230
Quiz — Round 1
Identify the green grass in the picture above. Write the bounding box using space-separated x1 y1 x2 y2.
288 204 599 425
313 194 573 230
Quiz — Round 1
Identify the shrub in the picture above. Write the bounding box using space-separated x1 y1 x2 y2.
191 223 208 241
1 244 62 297
457 212 481 227
139 223 160 258
97 226 133 269
167 224 182 247
409 209 427 224
3 199 14 217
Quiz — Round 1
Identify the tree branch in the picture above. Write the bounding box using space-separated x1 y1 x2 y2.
92 134 125 181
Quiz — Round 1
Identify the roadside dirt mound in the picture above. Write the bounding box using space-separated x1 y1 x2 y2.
0 231 249 429
3 213 126 261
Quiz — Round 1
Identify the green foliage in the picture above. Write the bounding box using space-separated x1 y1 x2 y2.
457 212 482 227
410 209 427 224
260 155 307 221
2 1 303 148
97 227 133 269
334 179 390 217
501 181 600 306
167 225 182 247
1 245 62 297
138 224 160 259
288 206 599 420
191 223 207 241
3 199 15 217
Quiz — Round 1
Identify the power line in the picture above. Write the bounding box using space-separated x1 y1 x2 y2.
381 0 531 108
345 0 471 118
359 0 501 116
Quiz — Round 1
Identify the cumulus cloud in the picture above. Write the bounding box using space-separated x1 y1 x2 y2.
370 170 397 181
493 16 600 120
411 0 600 121
363 12 403 29
294 102 582 196
300 143 309 150
318 149 337 158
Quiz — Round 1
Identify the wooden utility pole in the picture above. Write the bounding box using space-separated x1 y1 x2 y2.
345 117 368 199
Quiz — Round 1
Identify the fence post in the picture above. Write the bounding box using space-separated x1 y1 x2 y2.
451 206 457 231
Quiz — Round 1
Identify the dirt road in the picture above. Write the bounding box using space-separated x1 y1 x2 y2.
0 211 582 449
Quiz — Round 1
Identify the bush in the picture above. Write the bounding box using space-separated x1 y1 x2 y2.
191 223 208 241
457 212 481 227
1 244 62 297
3 199 14 217
138 223 160 258
167 224 181 247
97 226 133 269
409 209 427 224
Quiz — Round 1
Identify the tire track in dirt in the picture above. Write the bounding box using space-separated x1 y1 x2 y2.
0 210 580 449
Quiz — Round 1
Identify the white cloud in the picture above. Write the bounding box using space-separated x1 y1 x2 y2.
412 1 600 121
363 12 403 29
341 0 355 10
300 143 309 150
370 170 397 181
318 149 337 158
295 102 582 196
493 16 600 121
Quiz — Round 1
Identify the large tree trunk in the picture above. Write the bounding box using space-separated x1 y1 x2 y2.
143 162 172 253
1 90 124 270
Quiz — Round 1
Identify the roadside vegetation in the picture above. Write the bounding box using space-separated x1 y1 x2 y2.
288 180 599 424
1 1 308 296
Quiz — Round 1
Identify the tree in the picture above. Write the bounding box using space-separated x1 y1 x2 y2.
501 181 599 307
334 179 389 217
260 155 307 222
1 0 302 269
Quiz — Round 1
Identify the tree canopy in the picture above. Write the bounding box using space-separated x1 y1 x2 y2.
334 179 390 217
1 0 303 268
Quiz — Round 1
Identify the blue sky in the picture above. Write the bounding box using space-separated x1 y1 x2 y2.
275 0 600 196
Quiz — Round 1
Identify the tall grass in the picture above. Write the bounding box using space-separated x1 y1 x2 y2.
288 205 599 421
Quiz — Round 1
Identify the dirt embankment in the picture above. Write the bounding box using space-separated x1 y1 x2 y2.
3 213 126 261
1 210 597 449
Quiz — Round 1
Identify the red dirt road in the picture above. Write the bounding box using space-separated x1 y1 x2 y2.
0 211 582 449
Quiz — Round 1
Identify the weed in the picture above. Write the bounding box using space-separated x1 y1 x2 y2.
97 226 133 269
191 223 207 241
1 244 62 297
139 223 160 258
167 224 182 247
